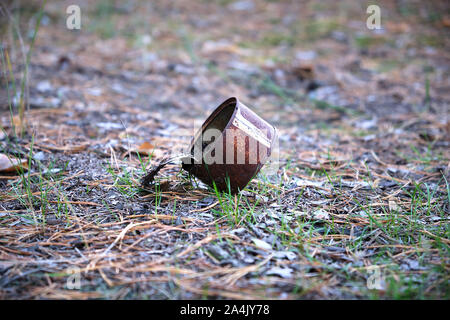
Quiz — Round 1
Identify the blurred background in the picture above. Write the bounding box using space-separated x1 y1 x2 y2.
1 0 449 117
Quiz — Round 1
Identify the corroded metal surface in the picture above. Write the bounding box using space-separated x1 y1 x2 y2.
182 97 277 193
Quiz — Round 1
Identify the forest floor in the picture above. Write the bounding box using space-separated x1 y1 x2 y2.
0 0 449 299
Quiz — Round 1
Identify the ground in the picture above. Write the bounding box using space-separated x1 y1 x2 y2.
0 0 449 299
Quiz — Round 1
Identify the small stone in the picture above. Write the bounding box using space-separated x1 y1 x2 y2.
266 267 293 278
36 81 53 93
34 151 46 161
175 216 183 226
295 50 317 61
228 0 254 11
273 251 297 261
230 227 247 235
208 245 230 260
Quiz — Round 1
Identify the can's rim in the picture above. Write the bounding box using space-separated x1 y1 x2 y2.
188 97 239 153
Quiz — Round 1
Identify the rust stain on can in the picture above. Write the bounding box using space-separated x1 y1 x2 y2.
182 97 277 194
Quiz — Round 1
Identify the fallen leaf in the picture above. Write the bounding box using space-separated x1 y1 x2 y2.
9 115 27 136
385 21 411 33
42 144 88 153
133 141 156 156
0 154 28 173
443 16 450 27
292 63 314 80
389 199 400 212
273 251 297 260
252 238 272 251
266 267 293 278
313 209 330 220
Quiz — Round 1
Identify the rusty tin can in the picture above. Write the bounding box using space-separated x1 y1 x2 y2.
182 97 277 193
